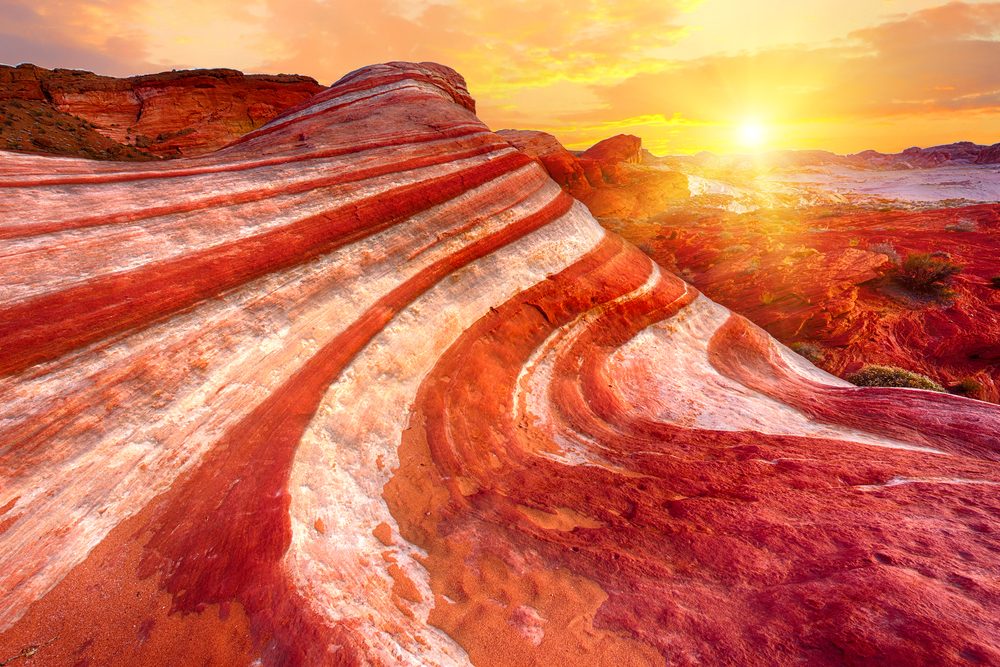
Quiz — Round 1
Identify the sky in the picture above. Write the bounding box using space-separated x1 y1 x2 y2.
2 0 1000 155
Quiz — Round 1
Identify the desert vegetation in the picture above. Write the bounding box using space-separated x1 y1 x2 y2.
952 377 985 399
847 364 945 392
892 252 962 296
790 341 825 363
868 242 901 265
944 218 977 232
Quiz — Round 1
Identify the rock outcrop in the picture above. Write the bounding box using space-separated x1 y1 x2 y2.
497 129 592 198
580 133 643 165
1 61 998 666
503 129 688 220
0 63 324 158
609 203 1000 402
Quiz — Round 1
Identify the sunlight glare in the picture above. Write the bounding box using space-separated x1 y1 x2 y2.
738 120 767 150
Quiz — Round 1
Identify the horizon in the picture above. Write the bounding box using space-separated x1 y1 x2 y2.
3 1 1000 155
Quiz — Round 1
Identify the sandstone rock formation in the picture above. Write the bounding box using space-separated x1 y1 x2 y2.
502 130 688 220
608 203 1000 402
580 133 643 165
1 62 999 666
0 63 324 158
497 129 592 197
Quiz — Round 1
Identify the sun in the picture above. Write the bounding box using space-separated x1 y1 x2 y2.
737 120 767 150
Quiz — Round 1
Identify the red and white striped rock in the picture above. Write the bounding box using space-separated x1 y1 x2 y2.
0 62 998 666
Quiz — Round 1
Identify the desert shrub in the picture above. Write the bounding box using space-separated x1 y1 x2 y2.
894 252 962 294
952 377 984 399
847 365 945 392
945 218 977 232
742 258 761 275
868 242 901 265
790 341 824 363
788 246 820 259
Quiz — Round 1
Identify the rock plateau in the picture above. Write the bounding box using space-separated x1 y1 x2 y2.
0 63 324 158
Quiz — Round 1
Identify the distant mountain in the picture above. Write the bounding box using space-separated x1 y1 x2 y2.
658 141 1000 171
847 141 1000 169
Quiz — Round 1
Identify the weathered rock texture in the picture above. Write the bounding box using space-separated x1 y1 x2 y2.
667 141 1000 172
608 203 1000 402
0 62 999 666
0 63 323 158
501 129 688 219
497 129 593 198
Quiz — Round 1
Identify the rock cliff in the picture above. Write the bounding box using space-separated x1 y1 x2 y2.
0 63 324 158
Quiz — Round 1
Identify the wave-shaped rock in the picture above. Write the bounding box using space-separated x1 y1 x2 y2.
610 203 1000 402
0 61 998 666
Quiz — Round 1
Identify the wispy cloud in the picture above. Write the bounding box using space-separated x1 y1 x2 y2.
2 0 999 153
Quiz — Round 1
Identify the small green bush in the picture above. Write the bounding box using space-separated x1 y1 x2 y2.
868 242 900 265
952 377 983 399
945 219 977 232
790 341 825 363
894 252 962 294
847 365 945 392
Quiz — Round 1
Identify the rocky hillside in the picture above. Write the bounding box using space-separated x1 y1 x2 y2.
0 63 323 158
522 132 1000 402
666 141 1000 172
607 203 1000 402
0 62 998 666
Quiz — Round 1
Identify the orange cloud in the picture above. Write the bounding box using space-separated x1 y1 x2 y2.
1 0 999 154
550 1 1000 153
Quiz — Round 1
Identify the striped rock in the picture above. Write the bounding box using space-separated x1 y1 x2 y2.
0 62 998 666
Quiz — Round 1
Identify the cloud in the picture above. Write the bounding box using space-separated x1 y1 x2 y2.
257 0 692 91
1 0 999 153
0 0 156 75
546 1 1000 152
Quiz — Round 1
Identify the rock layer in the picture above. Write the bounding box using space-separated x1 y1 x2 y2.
608 203 1000 402
0 62 999 666
501 129 688 219
0 63 324 158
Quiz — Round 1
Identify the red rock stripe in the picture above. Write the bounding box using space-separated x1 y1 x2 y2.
0 126 486 189
421 235 643 482
227 80 465 148
0 151 535 377
389 238 999 664
0 167 552 468
706 315 1000 457
236 68 476 141
133 189 575 662
0 138 508 240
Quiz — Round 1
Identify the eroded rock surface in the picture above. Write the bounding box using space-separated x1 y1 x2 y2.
0 63 323 158
607 203 1000 402
1 62 998 666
